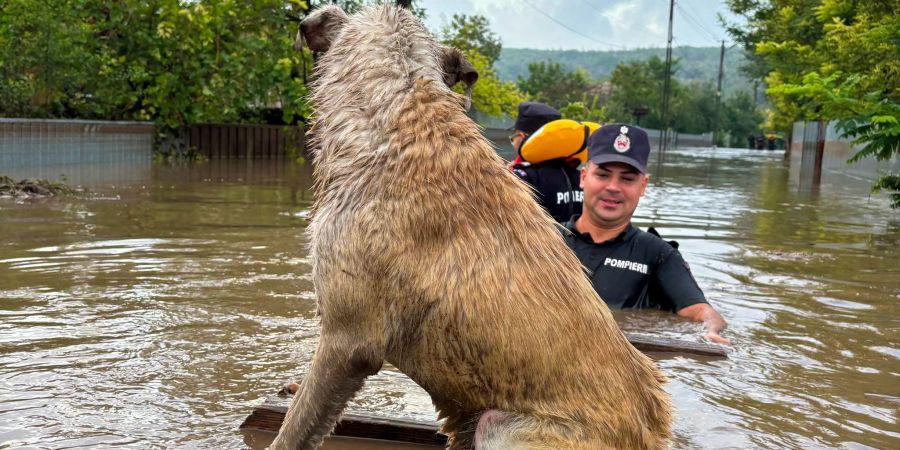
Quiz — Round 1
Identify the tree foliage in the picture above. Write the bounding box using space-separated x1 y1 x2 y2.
454 50 526 118
725 0 899 206
602 56 763 141
604 56 669 129
0 0 427 132
512 53 764 139
558 99 606 123
0 0 318 130
496 47 754 97
722 90 766 147
516 61 593 109
439 14 501 65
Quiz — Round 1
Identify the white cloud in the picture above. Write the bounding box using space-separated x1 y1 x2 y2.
418 0 738 50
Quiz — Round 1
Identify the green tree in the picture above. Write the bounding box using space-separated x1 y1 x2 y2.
0 0 314 129
0 0 96 118
456 50 526 118
516 61 594 109
670 81 718 135
559 98 607 123
722 91 765 147
440 14 501 65
725 0 899 206
603 55 764 139
604 56 672 128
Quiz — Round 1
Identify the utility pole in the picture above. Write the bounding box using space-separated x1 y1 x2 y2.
658 0 675 158
713 40 725 147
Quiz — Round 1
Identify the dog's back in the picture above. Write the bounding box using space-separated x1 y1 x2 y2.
373 79 672 449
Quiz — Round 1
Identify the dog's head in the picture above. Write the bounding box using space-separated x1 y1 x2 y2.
293 6 348 54
294 5 478 106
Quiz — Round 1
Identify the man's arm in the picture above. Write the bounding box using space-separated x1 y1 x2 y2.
677 303 730 345
652 246 731 345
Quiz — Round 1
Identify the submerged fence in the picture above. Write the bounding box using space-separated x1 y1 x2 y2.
184 123 305 160
789 120 900 189
0 118 154 185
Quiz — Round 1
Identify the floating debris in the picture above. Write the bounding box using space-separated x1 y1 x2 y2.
0 176 78 199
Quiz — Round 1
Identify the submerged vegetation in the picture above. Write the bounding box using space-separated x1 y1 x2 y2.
0 176 78 198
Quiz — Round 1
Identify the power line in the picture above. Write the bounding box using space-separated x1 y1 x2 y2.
578 0 604 14
674 3 721 42
521 0 628 50
680 0 710 28
678 0 726 42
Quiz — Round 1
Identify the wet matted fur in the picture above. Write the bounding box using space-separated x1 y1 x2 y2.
270 5 672 450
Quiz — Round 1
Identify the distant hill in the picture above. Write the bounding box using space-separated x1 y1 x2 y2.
495 46 753 96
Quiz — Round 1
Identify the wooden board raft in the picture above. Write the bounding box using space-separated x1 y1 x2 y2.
623 332 730 357
240 401 447 448
239 335 728 444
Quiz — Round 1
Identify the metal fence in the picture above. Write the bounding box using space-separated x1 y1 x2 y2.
0 118 154 185
184 123 305 160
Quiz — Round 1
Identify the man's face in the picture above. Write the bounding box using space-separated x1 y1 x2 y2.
580 162 648 227
509 130 527 151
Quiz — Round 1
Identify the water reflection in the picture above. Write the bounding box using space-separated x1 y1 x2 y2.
0 153 897 449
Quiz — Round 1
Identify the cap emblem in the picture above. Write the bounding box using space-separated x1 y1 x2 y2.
614 134 631 153
620 126 629 135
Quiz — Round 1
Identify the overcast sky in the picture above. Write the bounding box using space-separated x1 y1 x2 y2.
418 0 740 50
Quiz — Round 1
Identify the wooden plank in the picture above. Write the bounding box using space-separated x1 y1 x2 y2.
236 126 245 160
239 334 727 441
269 126 277 159
219 125 228 160
258 126 266 159
191 125 200 155
240 398 447 446
211 124 220 160
258 125 265 158
623 333 729 357
245 126 254 159
228 125 237 160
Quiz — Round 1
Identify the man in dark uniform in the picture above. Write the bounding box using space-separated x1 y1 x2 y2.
508 101 583 222
562 123 730 344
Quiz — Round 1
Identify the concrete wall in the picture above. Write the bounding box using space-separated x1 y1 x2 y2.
673 131 714 148
790 121 900 189
0 119 154 186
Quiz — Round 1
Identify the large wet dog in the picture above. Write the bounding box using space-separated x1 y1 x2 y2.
271 5 671 449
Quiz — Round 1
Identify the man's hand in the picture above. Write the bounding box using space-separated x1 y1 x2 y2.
677 303 731 346
705 330 731 345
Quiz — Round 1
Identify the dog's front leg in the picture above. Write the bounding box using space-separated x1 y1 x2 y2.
269 331 383 450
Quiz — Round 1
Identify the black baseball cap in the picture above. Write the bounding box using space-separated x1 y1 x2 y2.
587 123 650 173
509 102 561 134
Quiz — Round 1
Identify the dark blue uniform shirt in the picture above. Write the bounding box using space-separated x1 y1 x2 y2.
561 215 707 312
512 158 582 222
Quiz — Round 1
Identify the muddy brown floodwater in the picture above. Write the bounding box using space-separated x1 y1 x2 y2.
1 148 897 449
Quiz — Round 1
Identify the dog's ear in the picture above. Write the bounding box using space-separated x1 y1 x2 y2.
296 6 349 53
440 47 479 110
439 47 479 89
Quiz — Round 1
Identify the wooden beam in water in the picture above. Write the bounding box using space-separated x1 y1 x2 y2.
240 398 447 447
623 332 730 357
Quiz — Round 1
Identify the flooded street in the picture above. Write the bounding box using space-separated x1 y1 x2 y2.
1 149 897 449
